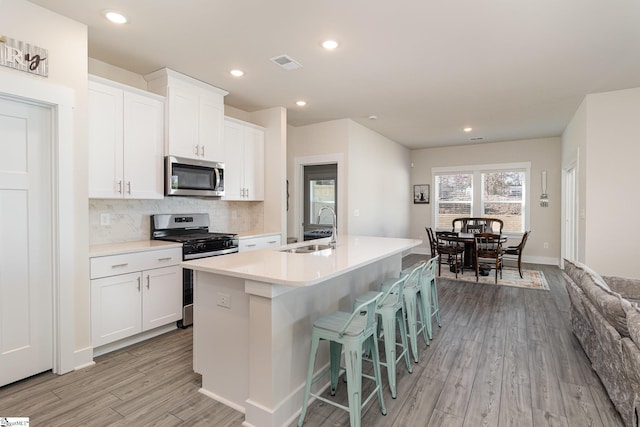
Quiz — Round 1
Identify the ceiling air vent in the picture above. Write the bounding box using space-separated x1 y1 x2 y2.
270 54 303 71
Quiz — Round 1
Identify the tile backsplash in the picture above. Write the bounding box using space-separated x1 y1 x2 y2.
89 198 263 245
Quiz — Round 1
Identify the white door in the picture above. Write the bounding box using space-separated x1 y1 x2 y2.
564 165 578 262
0 96 53 386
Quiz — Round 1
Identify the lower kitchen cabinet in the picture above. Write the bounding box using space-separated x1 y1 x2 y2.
90 247 182 348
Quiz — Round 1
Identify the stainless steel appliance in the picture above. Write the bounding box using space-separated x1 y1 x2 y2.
165 155 224 197
151 213 238 327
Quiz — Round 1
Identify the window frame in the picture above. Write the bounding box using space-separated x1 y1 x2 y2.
432 162 530 235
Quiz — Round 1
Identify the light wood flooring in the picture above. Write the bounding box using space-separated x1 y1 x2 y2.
0 260 624 426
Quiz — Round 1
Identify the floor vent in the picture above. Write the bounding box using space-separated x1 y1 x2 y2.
270 54 303 71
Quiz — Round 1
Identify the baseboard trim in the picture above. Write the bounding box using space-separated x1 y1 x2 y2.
93 323 177 357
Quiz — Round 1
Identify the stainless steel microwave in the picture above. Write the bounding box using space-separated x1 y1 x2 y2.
165 156 224 197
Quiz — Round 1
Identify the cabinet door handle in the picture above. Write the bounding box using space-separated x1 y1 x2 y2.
111 263 128 268
137 276 141 292
127 181 132 194
247 244 257 247
117 180 123 194
268 240 277 244
194 145 199 156
157 257 172 261
146 275 150 290
200 145 205 157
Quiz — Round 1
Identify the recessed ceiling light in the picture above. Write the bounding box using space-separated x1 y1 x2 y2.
103 10 127 24
463 127 472 132
230 69 244 77
296 100 307 107
368 115 377 120
322 40 339 50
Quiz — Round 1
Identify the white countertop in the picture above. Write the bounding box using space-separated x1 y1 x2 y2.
183 235 421 287
90 240 182 257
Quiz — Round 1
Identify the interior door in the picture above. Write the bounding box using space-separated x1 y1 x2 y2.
564 166 578 262
0 96 53 386
303 164 337 240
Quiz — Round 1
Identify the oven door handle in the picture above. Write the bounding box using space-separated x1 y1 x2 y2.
183 248 239 260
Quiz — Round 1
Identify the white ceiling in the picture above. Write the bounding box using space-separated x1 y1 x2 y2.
28 0 640 149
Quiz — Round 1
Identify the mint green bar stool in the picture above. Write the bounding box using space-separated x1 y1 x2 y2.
397 262 428 362
354 275 412 399
425 255 441 336
298 292 387 427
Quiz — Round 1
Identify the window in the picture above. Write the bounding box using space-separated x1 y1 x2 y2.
435 173 473 229
434 163 529 233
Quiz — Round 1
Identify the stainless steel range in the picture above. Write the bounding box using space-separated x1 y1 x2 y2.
151 213 238 327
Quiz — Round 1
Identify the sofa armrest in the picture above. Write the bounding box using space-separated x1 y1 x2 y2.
604 276 640 300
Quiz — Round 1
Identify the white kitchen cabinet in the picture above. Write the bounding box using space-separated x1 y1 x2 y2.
223 117 265 201
145 68 228 162
88 76 164 199
238 234 281 252
90 247 182 348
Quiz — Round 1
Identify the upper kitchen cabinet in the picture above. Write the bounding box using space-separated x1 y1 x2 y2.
145 68 228 162
88 76 164 199
223 117 265 201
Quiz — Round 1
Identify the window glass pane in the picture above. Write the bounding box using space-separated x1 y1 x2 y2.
436 174 472 229
482 171 525 232
311 179 336 224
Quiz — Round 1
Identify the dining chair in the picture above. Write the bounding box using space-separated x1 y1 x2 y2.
474 233 504 284
503 230 531 278
435 231 465 278
425 227 438 258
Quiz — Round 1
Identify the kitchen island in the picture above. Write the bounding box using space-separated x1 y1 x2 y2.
183 235 421 427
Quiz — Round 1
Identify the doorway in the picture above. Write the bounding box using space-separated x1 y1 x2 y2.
0 96 53 386
303 164 337 241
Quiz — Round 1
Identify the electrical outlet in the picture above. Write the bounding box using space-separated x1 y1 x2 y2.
543 242 549 249
100 213 110 226
217 292 231 308
231 210 237 220
354 209 360 217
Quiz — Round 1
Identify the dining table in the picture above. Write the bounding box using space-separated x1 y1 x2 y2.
438 232 508 271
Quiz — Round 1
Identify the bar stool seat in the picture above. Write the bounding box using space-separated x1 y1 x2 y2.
354 275 412 399
298 292 387 427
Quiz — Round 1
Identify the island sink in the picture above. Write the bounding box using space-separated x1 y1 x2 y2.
281 243 333 253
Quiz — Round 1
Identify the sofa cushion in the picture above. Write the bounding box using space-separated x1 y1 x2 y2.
626 303 640 347
604 275 640 300
581 272 632 337
564 259 611 291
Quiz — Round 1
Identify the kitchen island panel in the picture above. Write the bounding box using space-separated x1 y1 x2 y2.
194 253 401 427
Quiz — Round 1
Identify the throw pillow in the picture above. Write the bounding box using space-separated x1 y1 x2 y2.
581 272 631 337
626 302 640 347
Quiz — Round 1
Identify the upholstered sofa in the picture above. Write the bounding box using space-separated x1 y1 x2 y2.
563 260 640 427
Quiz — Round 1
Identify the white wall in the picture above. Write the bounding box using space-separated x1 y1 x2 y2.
287 119 411 240
287 120 350 238
347 121 411 237
568 87 640 278
410 137 562 264
1 0 90 367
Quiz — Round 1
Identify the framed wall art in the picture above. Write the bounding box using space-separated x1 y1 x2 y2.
413 184 429 204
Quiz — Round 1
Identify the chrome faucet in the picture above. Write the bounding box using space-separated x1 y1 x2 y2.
317 206 337 248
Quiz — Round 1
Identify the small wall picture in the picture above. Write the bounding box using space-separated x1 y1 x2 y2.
413 184 429 204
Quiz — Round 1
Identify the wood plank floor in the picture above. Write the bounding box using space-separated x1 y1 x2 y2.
0 260 624 426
